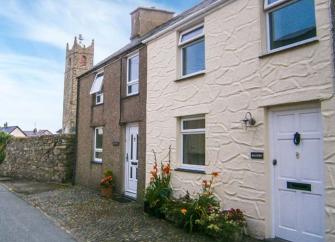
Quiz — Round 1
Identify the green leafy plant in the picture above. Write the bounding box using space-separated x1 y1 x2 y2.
163 172 220 233
144 150 246 241
100 169 113 188
197 208 246 242
144 149 172 218
0 132 10 163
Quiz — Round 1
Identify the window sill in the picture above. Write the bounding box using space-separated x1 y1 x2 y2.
122 93 139 100
93 103 104 107
91 160 103 164
174 167 206 174
175 71 205 82
259 38 319 59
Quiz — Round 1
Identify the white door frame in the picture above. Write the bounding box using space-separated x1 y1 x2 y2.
124 123 139 198
269 104 325 240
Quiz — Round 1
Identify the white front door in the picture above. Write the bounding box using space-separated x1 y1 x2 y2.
271 107 324 242
125 124 139 198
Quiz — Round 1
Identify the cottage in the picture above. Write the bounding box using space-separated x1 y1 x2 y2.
143 0 335 241
0 123 26 137
74 7 174 200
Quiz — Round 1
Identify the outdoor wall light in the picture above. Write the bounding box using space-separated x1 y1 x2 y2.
242 112 256 128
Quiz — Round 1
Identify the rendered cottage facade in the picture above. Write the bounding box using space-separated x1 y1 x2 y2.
144 0 335 241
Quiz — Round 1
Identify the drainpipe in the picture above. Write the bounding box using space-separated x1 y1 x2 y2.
73 76 80 185
331 0 335 92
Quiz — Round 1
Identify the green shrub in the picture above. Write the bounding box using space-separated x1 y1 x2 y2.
0 132 10 163
163 191 220 233
197 208 246 241
144 159 171 218
144 150 246 241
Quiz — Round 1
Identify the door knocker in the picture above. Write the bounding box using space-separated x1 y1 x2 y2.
293 132 301 145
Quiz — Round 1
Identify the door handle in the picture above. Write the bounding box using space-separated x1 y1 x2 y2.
131 162 138 166
273 159 277 166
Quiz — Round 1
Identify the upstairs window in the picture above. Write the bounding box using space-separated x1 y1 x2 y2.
95 91 103 105
90 72 104 105
179 24 205 77
181 117 205 167
93 127 103 163
127 53 139 96
265 0 316 51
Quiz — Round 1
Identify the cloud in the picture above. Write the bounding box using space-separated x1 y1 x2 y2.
0 0 182 132
0 0 173 62
0 53 63 132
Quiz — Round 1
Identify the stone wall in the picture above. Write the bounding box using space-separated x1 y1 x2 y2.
0 134 75 183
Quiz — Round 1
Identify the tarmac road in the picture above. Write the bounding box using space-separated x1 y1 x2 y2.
0 184 75 242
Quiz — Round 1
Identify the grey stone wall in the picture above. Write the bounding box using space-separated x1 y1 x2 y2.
0 134 75 183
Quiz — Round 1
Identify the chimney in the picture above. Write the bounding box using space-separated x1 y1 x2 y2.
130 7 174 40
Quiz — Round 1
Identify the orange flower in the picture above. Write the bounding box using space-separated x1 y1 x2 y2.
150 169 158 178
211 171 220 177
202 180 210 188
181 208 187 215
163 164 170 175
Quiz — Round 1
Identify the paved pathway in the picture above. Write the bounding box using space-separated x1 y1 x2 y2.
0 184 75 242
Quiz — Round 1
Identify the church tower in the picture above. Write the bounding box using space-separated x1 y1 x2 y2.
62 36 94 134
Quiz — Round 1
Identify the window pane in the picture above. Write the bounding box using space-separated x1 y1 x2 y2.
269 0 316 50
183 119 205 130
182 39 205 76
96 93 102 104
181 26 204 43
95 129 103 149
128 55 139 82
90 73 104 94
183 133 205 165
95 151 102 160
128 83 139 95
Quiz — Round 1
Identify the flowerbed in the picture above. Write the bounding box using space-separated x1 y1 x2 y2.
144 150 246 242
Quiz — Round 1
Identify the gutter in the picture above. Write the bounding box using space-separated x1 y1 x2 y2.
142 0 232 44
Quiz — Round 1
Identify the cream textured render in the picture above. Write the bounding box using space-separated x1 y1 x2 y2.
146 0 335 240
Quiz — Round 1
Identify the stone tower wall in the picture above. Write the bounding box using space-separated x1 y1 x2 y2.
62 37 94 134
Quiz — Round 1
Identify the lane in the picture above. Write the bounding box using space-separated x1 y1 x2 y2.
0 184 75 242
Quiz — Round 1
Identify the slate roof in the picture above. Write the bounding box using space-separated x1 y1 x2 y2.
0 126 18 134
24 130 53 137
78 0 219 78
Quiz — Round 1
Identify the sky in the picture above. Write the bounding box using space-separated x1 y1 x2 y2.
0 0 201 133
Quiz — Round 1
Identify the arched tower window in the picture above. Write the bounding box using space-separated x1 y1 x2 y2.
80 55 87 67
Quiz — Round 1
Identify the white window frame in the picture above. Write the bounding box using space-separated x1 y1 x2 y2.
126 52 139 96
179 116 206 171
264 0 318 53
264 0 291 10
179 24 205 78
95 91 104 105
93 127 103 163
90 71 104 95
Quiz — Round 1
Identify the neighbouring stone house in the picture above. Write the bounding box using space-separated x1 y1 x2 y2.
143 0 335 241
74 7 174 201
0 123 26 137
